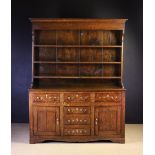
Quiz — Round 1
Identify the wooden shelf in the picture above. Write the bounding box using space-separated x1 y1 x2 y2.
33 28 123 86
33 45 122 48
33 76 121 79
34 61 121 64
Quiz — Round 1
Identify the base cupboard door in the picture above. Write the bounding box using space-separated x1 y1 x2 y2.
94 106 121 136
33 106 60 136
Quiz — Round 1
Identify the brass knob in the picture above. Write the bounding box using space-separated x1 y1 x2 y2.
56 118 59 125
95 118 98 125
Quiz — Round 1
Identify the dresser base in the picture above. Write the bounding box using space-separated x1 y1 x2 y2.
29 89 125 144
30 136 125 144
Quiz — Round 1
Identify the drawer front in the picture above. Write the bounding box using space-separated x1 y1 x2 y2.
31 93 60 104
64 106 90 114
95 92 122 102
64 128 90 136
64 115 90 125
64 93 91 103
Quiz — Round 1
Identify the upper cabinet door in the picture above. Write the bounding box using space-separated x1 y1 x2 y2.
33 106 60 136
94 106 121 136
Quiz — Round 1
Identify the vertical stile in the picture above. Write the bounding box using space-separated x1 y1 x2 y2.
56 30 57 76
121 30 125 87
32 30 35 86
101 30 103 78
79 30 81 78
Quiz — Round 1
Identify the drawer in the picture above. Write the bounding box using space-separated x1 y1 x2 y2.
31 93 60 104
95 92 122 102
64 128 90 136
64 106 90 114
64 93 91 103
64 115 90 125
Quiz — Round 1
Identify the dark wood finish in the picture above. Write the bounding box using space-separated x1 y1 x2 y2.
29 19 127 144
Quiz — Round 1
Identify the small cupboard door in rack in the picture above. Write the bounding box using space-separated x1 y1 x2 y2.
33 106 60 136
94 106 121 136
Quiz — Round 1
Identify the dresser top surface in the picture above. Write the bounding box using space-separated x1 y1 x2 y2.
30 83 125 92
30 18 128 23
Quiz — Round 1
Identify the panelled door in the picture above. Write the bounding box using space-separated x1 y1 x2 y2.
94 106 121 136
33 106 60 136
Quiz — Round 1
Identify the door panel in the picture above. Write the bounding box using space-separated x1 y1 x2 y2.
33 106 60 136
94 106 121 136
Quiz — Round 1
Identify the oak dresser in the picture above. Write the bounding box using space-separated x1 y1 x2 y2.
29 18 127 143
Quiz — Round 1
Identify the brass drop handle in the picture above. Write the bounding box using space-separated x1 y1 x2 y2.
56 118 59 125
95 118 98 125
67 96 71 100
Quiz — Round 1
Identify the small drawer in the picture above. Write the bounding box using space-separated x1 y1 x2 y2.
64 93 91 103
64 115 90 125
64 128 90 136
64 106 90 114
95 92 121 102
32 93 60 104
